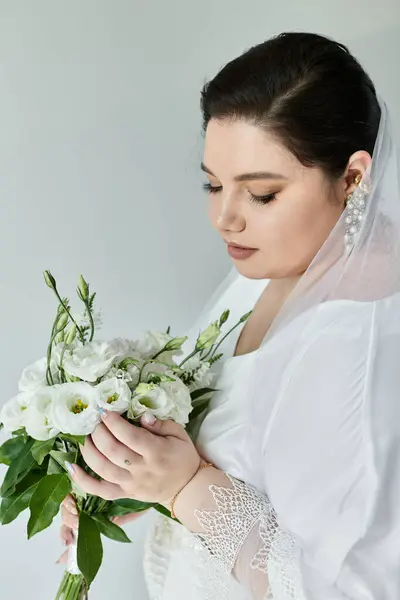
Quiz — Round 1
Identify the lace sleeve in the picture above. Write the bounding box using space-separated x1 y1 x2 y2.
193 474 306 600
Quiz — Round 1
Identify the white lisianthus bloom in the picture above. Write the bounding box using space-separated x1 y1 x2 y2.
24 388 60 440
183 356 215 392
132 331 182 362
0 393 31 433
18 357 59 393
48 382 100 435
63 341 120 383
129 376 192 425
96 378 132 414
108 338 140 362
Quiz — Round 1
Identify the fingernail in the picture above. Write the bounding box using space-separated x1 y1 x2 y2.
98 407 109 419
65 462 76 475
142 411 156 425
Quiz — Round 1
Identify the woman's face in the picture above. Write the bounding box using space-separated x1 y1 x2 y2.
202 119 348 280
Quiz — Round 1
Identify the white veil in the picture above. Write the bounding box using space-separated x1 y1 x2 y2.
206 96 399 486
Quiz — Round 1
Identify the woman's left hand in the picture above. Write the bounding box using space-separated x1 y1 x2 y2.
66 410 202 509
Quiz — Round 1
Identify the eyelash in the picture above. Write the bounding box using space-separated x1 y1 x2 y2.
202 182 277 205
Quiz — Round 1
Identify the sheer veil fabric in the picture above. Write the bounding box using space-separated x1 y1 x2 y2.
144 98 400 599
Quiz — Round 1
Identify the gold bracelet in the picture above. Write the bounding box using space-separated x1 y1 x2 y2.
170 461 214 519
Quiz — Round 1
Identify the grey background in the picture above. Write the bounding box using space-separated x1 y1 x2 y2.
0 1 399 599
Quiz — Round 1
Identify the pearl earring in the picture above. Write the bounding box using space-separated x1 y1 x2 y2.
344 172 369 254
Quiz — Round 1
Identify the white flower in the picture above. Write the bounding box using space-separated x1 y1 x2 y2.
63 340 120 383
18 357 59 393
48 382 100 435
129 376 192 425
96 378 132 414
108 338 139 362
132 331 181 362
24 388 60 440
182 356 215 392
0 393 31 433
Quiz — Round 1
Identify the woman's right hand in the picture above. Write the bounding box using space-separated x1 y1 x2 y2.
57 494 150 564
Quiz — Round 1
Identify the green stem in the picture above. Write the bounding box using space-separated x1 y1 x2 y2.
51 288 85 343
178 348 201 369
59 344 68 383
207 320 244 360
46 316 60 386
86 302 95 342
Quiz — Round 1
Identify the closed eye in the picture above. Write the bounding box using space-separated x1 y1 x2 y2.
248 191 277 205
203 182 277 205
203 182 222 194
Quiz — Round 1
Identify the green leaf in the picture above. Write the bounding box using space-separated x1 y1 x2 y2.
49 449 76 470
47 457 63 475
0 471 44 525
59 434 86 446
0 438 36 498
153 503 180 523
107 504 135 517
189 398 211 422
91 514 131 543
32 438 56 466
113 498 154 512
0 437 26 466
118 357 139 370
27 473 71 539
190 387 218 402
77 512 103 589
12 428 27 438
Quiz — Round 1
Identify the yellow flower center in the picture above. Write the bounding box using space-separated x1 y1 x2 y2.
71 399 88 414
107 393 119 404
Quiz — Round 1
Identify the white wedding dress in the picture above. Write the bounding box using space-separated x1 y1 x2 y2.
142 273 400 599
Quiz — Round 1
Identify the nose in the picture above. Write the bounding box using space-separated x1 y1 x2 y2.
215 193 245 233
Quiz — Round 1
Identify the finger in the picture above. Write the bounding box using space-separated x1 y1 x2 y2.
111 510 149 526
79 435 131 485
91 423 141 470
99 411 161 456
66 463 124 501
56 548 70 565
61 505 79 530
60 524 75 546
62 494 78 515
140 413 188 439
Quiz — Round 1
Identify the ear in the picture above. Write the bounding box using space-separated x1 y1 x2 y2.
343 150 372 197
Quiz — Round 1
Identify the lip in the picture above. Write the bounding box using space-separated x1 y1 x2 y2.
226 242 258 260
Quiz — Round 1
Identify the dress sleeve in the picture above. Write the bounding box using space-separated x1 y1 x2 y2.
191 299 400 599
192 472 305 600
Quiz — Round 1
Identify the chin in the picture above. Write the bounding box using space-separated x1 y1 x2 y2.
232 255 301 280
231 258 271 280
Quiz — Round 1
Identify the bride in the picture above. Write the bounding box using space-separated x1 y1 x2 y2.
60 32 400 599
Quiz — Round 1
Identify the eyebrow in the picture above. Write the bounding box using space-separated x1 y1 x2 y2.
200 162 287 182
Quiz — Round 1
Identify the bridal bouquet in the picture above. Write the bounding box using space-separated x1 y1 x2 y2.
0 271 249 599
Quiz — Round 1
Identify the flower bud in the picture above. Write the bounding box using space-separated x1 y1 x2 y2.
57 299 69 315
196 322 220 350
164 336 187 351
55 331 65 344
58 313 69 330
77 275 89 301
219 309 230 327
65 323 77 345
44 270 56 290
240 310 252 323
